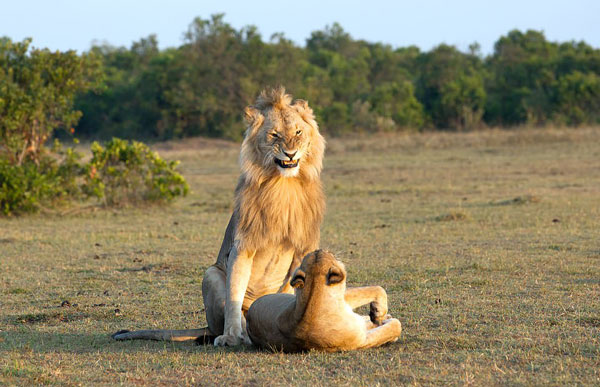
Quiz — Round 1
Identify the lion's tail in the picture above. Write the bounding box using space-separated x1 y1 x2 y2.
111 328 215 344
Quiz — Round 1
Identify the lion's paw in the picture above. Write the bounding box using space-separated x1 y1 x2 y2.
241 331 253 345
214 334 241 347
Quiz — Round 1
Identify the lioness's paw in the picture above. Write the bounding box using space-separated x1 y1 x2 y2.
369 302 388 326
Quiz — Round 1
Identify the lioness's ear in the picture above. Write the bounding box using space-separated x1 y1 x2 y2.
244 106 264 132
326 267 345 285
290 270 306 289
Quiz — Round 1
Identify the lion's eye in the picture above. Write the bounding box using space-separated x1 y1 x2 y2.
270 132 280 138
296 130 302 136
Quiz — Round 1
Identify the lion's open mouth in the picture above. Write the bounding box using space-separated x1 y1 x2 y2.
275 158 299 169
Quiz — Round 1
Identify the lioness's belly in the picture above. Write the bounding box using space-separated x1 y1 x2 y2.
243 242 295 308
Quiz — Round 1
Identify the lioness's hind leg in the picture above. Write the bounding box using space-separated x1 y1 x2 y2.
360 318 402 349
202 266 227 336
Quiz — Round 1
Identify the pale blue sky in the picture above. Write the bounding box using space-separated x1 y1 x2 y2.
2 0 599 54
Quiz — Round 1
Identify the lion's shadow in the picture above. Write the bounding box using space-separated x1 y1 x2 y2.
0 329 404 354
0 330 261 354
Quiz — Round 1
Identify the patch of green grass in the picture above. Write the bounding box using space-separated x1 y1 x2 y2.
492 194 542 206
434 210 470 222
11 311 92 325
1 127 600 385
6 288 29 295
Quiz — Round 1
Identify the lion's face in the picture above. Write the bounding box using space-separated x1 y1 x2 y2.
240 88 324 181
256 106 315 178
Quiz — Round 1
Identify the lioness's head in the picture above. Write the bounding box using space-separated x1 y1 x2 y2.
240 87 325 180
290 250 346 295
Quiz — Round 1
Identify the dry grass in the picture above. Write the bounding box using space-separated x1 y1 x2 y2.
1 127 599 385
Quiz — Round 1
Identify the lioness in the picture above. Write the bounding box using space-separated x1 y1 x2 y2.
113 87 326 346
246 250 402 352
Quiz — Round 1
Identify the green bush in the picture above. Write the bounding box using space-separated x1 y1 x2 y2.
84 138 189 206
0 37 101 165
0 138 189 216
0 150 82 216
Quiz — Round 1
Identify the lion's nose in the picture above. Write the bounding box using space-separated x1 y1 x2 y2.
283 151 297 160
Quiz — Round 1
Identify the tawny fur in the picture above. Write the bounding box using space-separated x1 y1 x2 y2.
113 87 326 346
246 250 402 352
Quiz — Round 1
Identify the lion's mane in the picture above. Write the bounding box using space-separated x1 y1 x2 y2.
234 87 326 254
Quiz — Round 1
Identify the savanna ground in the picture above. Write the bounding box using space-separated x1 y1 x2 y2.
1 128 599 385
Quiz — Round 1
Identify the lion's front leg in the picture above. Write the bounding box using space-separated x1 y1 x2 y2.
214 246 254 347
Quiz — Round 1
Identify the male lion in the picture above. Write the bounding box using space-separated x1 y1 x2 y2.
113 87 326 346
246 250 402 352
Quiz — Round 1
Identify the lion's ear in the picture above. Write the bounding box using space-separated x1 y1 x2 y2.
290 270 306 289
292 99 314 117
326 266 345 285
292 99 309 110
244 106 264 132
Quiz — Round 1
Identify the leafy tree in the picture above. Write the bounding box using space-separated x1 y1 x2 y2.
0 37 101 165
553 71 600 125
75 36 178 140
307 24 371 104
321 101 350 135
369 81 425 129
485 30 558 126
164 14 251 140
416 44 486 130
439 74 486 130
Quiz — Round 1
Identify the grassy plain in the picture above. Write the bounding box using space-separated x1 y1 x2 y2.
1 128 599 385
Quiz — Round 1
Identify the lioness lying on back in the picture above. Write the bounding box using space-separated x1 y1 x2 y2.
246 250 402 352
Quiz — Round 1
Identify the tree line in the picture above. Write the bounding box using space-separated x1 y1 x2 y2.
11 14 600 142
